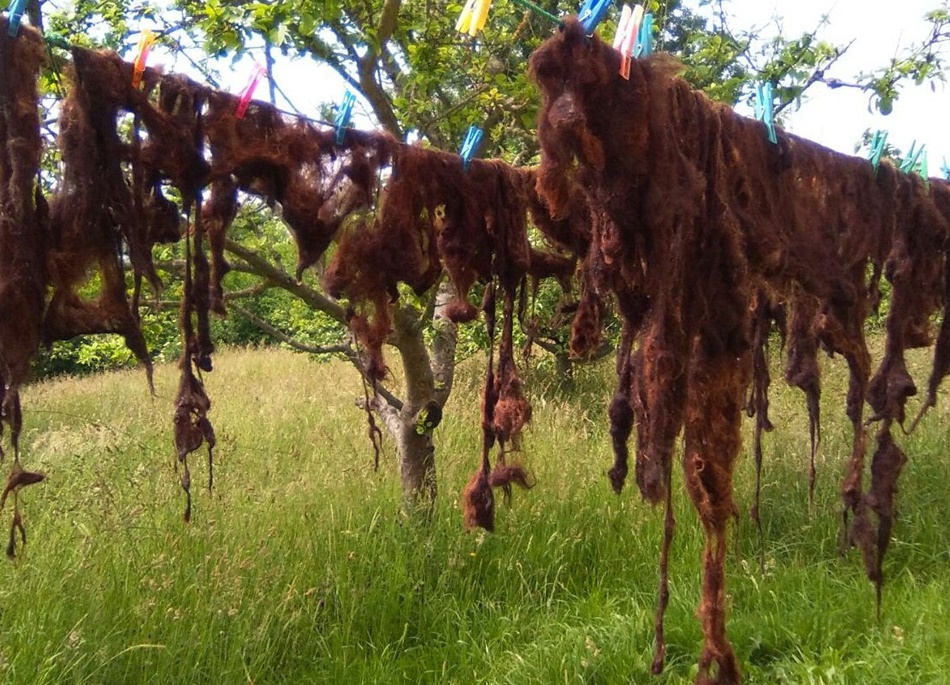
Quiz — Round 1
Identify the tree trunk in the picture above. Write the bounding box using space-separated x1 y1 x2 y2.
378 282 458 508
224 242 458 507
396 419 437 507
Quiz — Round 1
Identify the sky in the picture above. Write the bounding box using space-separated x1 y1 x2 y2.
156 0 950 174
726 0 950 173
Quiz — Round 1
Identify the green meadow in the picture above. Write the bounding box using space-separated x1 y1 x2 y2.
0 345 947 684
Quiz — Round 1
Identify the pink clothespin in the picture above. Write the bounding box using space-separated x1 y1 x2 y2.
132 30 156 88
617 5 643 80
236 63 266 119
612 4 632 49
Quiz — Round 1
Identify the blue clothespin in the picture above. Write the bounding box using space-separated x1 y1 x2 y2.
754 82 777 145
868 130 888 172
899 140 924 175
635 12 653 57
459 125 484 171
7 0 28 37
578 0 612 34
335 91 356 145
941 156 950 180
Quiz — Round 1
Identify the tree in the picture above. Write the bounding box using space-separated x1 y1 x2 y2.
32 0 950 511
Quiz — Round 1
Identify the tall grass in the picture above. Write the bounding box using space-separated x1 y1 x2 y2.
0 346 947 684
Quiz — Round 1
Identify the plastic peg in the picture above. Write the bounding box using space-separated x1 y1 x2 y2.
335 91 356 145
612 4 632 50
635 12 653 57
578 0 612 34
132 30 157 88
754 82 777 145
868 130 888 171
618 5 643 80
235 63 267 119
456 0 477 33
459 125 484 171
941 156 950 180
6 0 28 37
899 141 924 175
469 0 492 36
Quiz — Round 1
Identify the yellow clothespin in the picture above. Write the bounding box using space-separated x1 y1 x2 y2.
456 0 492 37
132 30 156 88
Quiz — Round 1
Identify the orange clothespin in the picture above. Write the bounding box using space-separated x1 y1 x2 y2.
616 4 643 80
456 0 492 37
132 30 156 88
236 63 266 119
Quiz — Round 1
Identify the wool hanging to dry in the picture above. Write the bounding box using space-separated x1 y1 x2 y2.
6 18 950 684
0 23 577 534
530 18 950 685
0 20 49 557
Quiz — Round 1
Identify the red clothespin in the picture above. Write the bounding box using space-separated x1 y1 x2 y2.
132 30 156 89
614 5 643 80
236 63 266 119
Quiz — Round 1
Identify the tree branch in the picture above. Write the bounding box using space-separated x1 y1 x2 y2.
223 239 348 323
355 0 403 136
227 303 352 356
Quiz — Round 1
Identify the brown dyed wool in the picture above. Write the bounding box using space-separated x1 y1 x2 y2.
530 17 950 684
0 21 49 556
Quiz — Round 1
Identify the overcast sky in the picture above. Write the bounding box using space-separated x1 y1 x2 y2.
727 0 949 174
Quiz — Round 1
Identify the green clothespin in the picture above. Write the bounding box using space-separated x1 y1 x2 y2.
868 130 887 173
899 141 924 174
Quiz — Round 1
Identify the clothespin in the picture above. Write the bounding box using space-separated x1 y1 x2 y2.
614 5 643 80
456 0 492 37
459 125 484 171
6 0 28 37
635 12 653 57
899 141 924 175
918 149 930 189
335 91 356 145
235 63 266 119
611 4 631 49
754 82 777 145
898 142 930 189
131 30 156 89
578 0 612 34
868 130 888 172
941 156 950 180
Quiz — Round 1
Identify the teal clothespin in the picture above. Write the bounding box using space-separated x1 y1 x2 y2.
899 141 924 175
635 12 653 57
868 130 888 172
7 0 28 37
459 125 484 171
899 142 930 190
578 0 612 34
918 149 930 190
754 82 777 145
335 91 356 145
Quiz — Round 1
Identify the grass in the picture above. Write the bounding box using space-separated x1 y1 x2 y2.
0 345 947 684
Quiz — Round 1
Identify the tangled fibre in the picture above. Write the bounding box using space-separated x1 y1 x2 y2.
530 19 950 683
3 16 950 685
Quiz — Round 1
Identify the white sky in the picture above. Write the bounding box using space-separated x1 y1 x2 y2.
152 0 949 173
727 0 950 174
